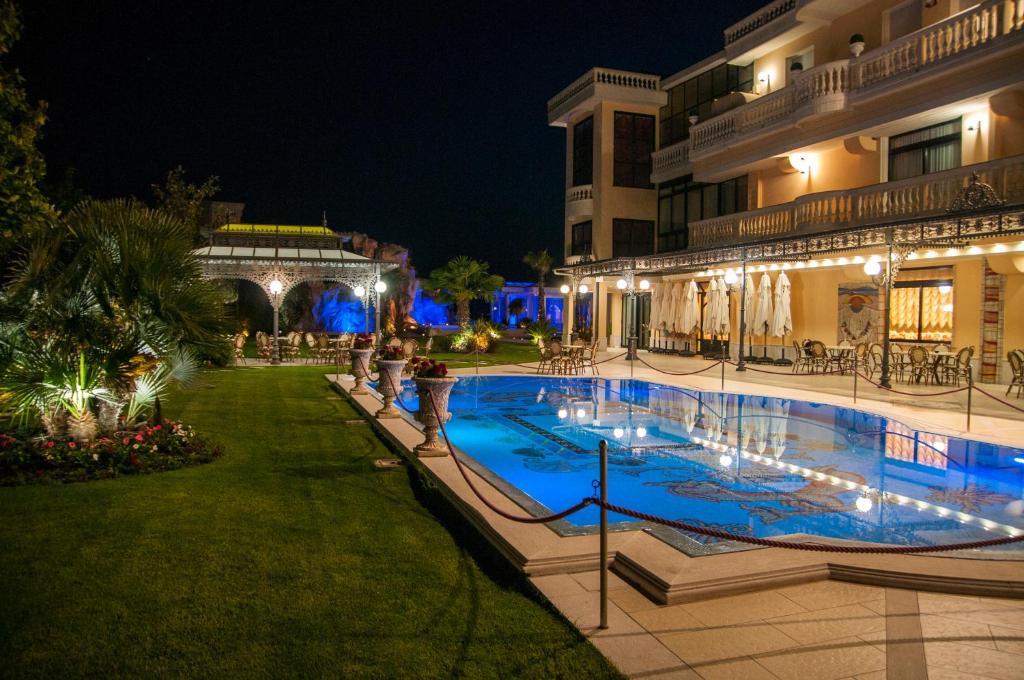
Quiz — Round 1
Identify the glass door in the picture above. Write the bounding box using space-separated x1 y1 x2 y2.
621 293 652 349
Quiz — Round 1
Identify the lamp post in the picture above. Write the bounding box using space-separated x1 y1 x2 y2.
864 236 913 389
374 277 387 344
269 277 283 365
735 262 747 371
560 283 572 344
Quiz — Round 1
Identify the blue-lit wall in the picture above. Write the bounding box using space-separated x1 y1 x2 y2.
409 288 451 326
491 286 563 329
313 288 373 333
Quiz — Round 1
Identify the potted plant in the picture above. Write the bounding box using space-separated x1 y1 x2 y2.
410 356 457 456
849 33 866 57
789 61 803 74
374 344 407 419
349 333 375 394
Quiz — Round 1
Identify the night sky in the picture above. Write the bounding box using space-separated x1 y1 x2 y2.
14 1 765 280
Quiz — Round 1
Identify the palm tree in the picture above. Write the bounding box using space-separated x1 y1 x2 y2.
523 249 553 323
507 298 525 325
425 256 504 327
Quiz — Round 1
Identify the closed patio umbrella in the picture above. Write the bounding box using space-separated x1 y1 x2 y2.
715 277 731 337
742 273 757 362
704 278 720 340
661 281 677 331
679 280 699 355
649 285 664 349
771 271 793 365
752 273 774 362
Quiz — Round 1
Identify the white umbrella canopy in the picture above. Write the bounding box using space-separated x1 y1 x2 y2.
649 284 663 331
669 282 684 332
704 278 720 335
680 280 699 335
715 277 731 336
771 271 793 339
752 273 774 337
741 274 757 334
661 282 676 330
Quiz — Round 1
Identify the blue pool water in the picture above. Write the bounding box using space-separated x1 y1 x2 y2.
394 376 1024 554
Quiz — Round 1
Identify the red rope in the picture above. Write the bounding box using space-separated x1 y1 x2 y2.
635 355 724 376
726 360 851 376
596 499 1024 553
855 371 969 397
971 384 1024 413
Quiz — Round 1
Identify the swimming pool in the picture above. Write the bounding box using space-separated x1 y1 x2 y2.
392 376 1024 556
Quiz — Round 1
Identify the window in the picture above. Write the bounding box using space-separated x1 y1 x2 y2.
785 47 814 85
885 0 921 43
613 112 655 188
570 220 592 257
613 219 654 257
889 118 961 181
659 63 753 147
572 117 593 187
889 267 953 343
657 175 747 252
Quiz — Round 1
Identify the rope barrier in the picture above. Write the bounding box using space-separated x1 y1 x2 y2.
855 371 969 397
428 390 596 523
635 355 725 377
725 360 851 377
971 384 1024 413
595 499 1024 554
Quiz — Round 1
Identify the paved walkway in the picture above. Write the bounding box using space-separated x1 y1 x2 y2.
532 572 1024 679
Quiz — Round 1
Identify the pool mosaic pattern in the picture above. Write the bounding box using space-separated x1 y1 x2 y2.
394 377 1024 555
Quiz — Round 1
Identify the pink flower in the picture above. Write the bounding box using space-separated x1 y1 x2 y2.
68 442 77 449
122 437 130 445
153 425 162 431
134 433 144 442
45 441 55 449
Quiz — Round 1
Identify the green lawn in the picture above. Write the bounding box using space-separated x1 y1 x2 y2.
0 367 618 678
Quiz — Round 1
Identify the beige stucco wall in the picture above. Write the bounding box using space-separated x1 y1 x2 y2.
1004 274 1024 354
757 142 882 208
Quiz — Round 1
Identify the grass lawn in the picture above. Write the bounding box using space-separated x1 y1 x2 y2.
0 367 618 678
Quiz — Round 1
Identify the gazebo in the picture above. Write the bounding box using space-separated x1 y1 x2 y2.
195 224 397 363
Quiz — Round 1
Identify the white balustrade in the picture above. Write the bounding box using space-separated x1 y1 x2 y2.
566 185 593 203
690 0 1022 153
687 155 1024 248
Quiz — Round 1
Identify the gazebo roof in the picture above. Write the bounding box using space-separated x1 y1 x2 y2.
193 244 373 262
214 223 336 237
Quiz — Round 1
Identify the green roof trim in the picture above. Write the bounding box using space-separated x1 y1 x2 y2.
216 223 336 237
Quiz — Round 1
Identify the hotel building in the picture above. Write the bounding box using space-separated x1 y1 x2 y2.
549 0 1024 383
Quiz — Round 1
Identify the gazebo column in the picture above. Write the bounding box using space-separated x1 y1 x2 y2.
271 300 281 364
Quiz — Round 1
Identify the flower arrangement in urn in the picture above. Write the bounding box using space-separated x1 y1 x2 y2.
349 334 375 394
410 356 456 456
374 344 408 419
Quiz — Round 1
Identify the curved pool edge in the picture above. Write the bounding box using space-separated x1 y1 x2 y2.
329 373 1024 606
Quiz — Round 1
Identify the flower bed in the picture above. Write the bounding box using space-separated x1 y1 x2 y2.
0 421 222 486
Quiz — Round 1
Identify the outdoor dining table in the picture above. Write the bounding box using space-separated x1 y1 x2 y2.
824 345 855 374
558 344 585 375
891 349 956 384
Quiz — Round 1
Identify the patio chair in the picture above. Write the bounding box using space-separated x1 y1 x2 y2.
579 340 599 375
279 332 300 361
848 342 868 374
792 340 813 374
536 339 552 374
807 341 829 374
888 347 907 383
315 333 333 363
304 332 318 363
233 333 247 364
906 346 930 384
1008 350 1023 398
867 347 883 379
255 331 272 361
401 339 418 359
942 346 974 386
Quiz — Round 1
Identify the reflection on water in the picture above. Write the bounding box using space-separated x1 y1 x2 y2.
395 377 1024 553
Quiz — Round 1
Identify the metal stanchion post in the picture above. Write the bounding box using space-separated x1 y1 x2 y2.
599 439 608 630
853 355 858 404
721 359 725 391
629 337 635 378
475 345 480 376
967 367 973 431
336 341 341 382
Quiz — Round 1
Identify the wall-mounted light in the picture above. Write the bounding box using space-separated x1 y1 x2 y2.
967 118 982 132
757 70 772 93
616 278 628 290
639 279 650 290
863 261 881 276
790 154 811 174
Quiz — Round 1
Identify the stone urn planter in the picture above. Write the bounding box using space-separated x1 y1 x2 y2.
349 348 374 395
849 33 865 57
413 376 458 456
375 359 408 419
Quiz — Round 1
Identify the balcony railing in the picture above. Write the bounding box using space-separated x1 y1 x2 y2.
724 0 797 45
566 185 593 202
688 155 1024 248
547 68 661 118
651 139 691 183
690 0 1024 155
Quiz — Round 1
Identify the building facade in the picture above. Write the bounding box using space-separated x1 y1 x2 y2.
549 0 1024 382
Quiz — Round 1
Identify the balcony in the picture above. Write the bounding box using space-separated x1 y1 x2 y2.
547 68 665 126
690 0 1024 158
565 184 593 218
650 139 691 184
688 155 1024 249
